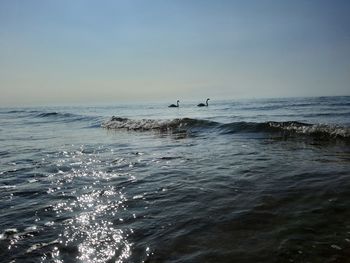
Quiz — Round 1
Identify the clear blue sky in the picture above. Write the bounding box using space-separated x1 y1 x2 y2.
0 0 349 106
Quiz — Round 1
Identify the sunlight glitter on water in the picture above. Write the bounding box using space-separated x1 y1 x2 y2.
46 150 134 263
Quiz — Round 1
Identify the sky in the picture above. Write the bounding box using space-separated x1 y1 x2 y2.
0 0 349 106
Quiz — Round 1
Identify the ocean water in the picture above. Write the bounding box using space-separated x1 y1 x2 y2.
0 96 350 263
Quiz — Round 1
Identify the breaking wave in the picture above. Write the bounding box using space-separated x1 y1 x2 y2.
102 116 218 131
102 116 350 140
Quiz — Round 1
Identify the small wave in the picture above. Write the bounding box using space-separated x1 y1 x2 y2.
0 109 40 114
221 121 350 140
36 112 71 118
264 121 350 139
241 105 282 111
286 102 314 107
102 116 350 141
5 110 28 114
301 112 350 117
34 111 100 124
37 112 58 117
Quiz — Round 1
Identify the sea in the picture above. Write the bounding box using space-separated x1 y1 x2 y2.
0 96 350 263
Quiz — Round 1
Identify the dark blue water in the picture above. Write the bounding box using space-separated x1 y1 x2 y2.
1 96 350 263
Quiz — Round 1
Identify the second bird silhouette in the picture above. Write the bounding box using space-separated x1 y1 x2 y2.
198 98 210 107
169 100 180 108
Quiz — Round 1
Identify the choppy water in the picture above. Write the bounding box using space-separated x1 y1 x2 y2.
1 96 350 263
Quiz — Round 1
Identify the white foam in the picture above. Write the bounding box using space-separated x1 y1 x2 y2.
102 118 173 130
268 122 350 139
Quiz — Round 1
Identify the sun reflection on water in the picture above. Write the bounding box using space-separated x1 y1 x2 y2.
47 149 134 263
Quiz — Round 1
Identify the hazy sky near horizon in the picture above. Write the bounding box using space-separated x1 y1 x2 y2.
0 0 349 106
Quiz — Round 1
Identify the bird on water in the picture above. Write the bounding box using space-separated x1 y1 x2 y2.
169 100 180 108
198 98 210 107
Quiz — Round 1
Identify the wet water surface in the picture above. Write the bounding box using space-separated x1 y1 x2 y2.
1 96 350 262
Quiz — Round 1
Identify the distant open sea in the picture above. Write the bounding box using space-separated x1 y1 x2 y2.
1 96 350 263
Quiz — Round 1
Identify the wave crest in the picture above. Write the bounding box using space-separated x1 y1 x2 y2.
102 116 217 131
265 121 350 139
102 116 350 140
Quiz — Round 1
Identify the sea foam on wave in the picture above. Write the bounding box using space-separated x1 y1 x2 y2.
102 116 350 140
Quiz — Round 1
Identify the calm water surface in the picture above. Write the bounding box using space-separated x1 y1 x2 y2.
0 96 350 263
